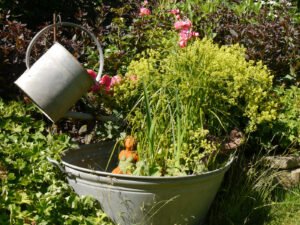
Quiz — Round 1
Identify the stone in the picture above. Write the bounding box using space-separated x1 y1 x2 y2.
291 168 300 184
275 169 300 188
264 156 300 169
84 133 94 144
78 125 88 135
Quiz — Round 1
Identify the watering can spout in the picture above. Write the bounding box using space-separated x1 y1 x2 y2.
64 111 94 120
14 22 104 123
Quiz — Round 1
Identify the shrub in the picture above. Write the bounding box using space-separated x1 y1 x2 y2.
111 38 277 176
126 38 276 131
254 85 300 152
0 17 33 99
87 1 176 75
0 0 99 28
196 2 300 84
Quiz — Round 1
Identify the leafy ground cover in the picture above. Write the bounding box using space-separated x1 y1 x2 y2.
0 0 300 224
0 99 113 225
1 100 299 224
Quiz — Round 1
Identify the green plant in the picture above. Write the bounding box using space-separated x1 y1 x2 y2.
253 85 300 153
160 1 299 85
276 86 300 147
208 152 280 225
111 38 276 176
86 1 176 75
0 99 113 225
268 185 300 225
196 2 300 84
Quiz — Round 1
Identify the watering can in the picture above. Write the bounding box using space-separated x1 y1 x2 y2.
15 22 104 123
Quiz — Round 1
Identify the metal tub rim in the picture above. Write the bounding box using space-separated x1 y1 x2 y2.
59 142 234 182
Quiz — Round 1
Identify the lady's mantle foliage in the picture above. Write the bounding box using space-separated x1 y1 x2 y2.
126 38 276 133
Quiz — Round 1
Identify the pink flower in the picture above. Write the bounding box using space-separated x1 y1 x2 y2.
170 9 180 15
176 14 181 20
100 74 112 92
174 21 184 30
87 71 123 94
191 31 199 37
90 84 100 92
87 69 100 93
181 19 192 30
110 75 122 87
142 0 148 6
87 69 97 79
174 19 192 30
179 39 187 48
179 29 191 41
139 7 151 16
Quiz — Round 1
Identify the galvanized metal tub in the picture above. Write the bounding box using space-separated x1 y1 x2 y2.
48 142 233 225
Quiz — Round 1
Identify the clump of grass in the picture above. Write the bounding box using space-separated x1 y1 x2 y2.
268 185 300 225
208 151 280 225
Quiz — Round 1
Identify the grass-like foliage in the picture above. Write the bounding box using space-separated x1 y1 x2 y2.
112 38 277 176
268 185 300 225
208 152 300 225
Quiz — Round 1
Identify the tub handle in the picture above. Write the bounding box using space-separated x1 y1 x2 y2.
47 157 66 174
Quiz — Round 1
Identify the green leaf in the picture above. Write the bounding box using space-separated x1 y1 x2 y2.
7 173 16 180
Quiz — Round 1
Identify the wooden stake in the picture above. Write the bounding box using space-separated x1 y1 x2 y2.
53 13 57 43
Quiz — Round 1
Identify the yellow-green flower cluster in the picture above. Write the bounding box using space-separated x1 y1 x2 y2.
113 38 278 175
126 38 277 132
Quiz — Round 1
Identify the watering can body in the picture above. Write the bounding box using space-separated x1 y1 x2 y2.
15 43 94 122
14 22 104 123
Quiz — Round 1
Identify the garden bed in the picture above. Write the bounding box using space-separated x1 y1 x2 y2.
0 0 299 224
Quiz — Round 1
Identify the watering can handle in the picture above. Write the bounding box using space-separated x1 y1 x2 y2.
25 22 104 82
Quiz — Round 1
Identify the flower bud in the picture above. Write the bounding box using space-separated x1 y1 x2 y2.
139 7 151 16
